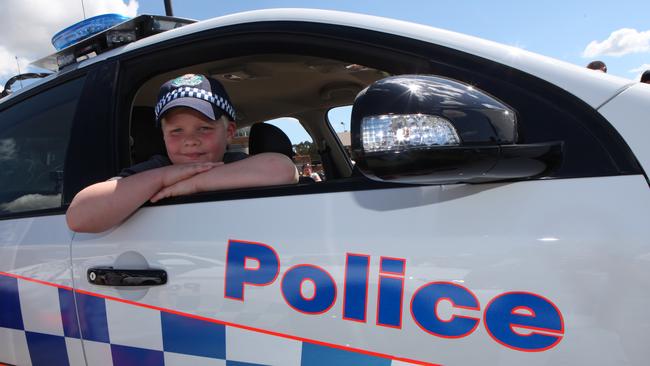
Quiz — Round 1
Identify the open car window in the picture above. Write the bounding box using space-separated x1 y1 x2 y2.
127 54 390 187
116 19 630 203
327 105 353 161
234 118 327 182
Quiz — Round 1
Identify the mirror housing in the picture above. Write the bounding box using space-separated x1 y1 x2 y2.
350 75 562 184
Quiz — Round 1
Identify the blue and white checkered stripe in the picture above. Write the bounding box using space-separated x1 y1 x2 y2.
0 273 414 366
154 87 236 121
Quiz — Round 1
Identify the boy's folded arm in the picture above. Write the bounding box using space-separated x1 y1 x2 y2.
150 153 299 202
194 152 298 191
67 154 297 232
65 168 166 233
66 162 216 233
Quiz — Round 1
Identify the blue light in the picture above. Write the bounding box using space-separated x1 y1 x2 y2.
51 14 131 51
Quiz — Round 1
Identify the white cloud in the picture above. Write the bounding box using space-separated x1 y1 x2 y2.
0 0 138 90
629 63 650 73
583 28 650 57
0 46 31 90
629 63 650 81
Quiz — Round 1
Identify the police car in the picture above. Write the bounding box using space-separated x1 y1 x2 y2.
1 8 649 366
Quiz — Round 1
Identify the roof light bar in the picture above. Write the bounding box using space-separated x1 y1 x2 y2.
51 14 132 51
32 15 196 72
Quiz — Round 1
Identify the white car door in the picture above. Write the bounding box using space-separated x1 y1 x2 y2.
68 174 650 366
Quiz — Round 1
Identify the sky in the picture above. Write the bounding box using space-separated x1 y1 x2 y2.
1 0 649 141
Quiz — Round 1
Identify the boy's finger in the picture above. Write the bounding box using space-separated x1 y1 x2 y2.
185 164 210 174
186 162 217 176
152 178 199 202
165 164 211 186
198 162 220 169
150 190 166 202
151 189 172 202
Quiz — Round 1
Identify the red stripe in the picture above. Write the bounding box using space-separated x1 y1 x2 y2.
0 271 441 366
0 271 73 291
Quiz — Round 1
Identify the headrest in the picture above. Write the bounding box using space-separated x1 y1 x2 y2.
248 123 294 158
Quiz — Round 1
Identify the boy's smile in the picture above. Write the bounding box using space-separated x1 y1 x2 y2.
161 107 235 164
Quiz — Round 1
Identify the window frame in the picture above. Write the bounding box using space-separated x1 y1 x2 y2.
62 61 120 206
101 20 640 208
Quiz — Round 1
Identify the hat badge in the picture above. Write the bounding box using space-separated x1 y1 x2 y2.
171 74 203 87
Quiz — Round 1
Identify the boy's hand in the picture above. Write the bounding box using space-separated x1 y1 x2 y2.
159 162 221 189
152 162 222 202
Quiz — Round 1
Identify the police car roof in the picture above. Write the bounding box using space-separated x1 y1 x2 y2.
9 8 634 107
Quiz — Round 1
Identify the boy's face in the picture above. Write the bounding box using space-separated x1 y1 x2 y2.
161 107 236 164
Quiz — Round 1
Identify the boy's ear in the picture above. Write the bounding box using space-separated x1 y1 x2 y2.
225 121 237 142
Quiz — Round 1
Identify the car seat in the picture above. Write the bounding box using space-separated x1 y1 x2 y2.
248 123 315 183
248 123 295 157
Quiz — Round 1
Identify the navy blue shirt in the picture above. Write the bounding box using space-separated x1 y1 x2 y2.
116 152 248 178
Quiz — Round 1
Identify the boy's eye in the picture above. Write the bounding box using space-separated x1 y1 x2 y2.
199 126 214 132
165 128 182 136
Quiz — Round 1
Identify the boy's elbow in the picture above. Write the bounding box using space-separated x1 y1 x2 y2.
286 164 299 184
271 154 299 184
66 206 109 233
253 153 298 185
66 209 85 233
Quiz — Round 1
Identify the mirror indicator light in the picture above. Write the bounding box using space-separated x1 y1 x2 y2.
362 114 460 153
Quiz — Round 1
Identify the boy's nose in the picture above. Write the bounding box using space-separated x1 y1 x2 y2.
183 133 201 146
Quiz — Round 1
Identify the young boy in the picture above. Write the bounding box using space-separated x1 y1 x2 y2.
66 74 298 233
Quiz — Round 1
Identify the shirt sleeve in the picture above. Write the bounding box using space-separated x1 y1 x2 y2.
112 152 246 180
115 155 172 178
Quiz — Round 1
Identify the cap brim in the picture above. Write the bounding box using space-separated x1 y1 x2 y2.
156 97 224 123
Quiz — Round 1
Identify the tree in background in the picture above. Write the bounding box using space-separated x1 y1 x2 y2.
293 141 319 160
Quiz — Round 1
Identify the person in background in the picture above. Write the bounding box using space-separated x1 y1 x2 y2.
302 163 322 182
641 70 650 84
586 60 607 73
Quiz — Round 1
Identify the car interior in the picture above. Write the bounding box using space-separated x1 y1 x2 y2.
129 54 391 182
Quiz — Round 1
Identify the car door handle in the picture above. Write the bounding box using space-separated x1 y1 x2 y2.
87 267 167 286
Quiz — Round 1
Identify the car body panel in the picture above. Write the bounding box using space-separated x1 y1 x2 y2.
0 216 83 365
598 83 650 175
78 9 633 111
69 175 650 365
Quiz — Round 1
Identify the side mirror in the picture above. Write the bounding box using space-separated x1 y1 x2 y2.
350 75 562 184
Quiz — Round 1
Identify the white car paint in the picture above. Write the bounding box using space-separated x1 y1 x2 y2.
598 82 650 173
69 175 650 366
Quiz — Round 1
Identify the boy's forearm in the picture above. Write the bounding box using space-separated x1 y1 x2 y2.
67 154 298 232
197 153 298 191
66 169 164 233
